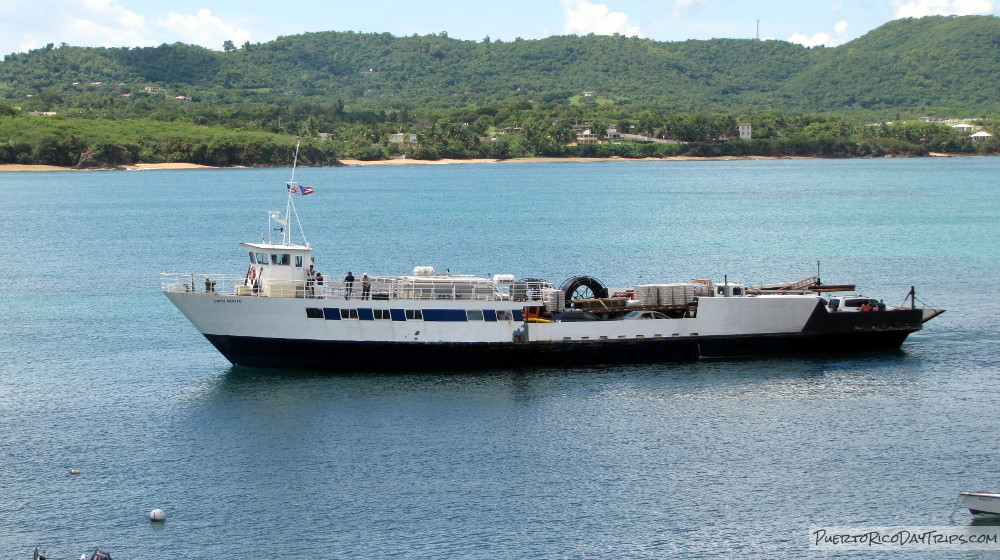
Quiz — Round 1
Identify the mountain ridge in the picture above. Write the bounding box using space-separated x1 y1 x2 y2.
2 15 998 114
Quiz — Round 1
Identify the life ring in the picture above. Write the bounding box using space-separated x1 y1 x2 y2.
247 266 257 280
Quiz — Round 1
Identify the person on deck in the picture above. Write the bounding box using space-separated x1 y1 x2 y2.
344 271 355 299
306 265 316 296
315 271 324 297
361 273 371 300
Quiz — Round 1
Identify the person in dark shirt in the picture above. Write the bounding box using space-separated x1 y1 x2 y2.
344 271 355 299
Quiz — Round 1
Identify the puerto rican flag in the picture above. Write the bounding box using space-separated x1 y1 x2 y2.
287 185 315 195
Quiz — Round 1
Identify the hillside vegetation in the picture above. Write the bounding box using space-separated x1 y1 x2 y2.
3 15 998 113
0 15 997 167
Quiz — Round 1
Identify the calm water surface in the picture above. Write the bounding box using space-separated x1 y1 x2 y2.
1 158 998 559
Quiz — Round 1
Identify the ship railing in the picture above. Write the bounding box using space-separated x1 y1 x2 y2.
161 273 552 302
322 278 551 302
161 273 313 298
161 273 249 296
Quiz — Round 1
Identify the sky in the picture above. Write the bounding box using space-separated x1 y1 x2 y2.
1 0 997 56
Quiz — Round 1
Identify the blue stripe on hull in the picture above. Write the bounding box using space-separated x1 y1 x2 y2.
203 327 918 370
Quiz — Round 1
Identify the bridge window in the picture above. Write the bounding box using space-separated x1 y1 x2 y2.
271 253 290 265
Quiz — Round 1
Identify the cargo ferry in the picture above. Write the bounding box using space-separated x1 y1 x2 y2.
161 158 943 370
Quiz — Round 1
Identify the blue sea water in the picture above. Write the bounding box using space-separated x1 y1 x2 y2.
0 157 998 559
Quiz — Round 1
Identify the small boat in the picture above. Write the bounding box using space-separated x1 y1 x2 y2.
959 492 1000 517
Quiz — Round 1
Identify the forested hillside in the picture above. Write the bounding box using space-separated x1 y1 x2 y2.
783 16 1000 111
0 15 997 168
1 15 998 114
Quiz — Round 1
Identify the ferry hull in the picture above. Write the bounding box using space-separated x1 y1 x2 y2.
203 326 919 370
165 292 931 370
204 334 701 369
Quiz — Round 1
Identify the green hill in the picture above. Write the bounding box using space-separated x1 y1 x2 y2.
1 15 998 114
783 15 1000 111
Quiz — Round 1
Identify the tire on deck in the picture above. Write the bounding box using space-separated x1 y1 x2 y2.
561 276 608 305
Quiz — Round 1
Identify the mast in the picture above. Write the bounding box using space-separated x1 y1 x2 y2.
271 139 309 248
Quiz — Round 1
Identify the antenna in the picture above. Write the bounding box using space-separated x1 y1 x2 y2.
276 139 310 248
289 137 300 184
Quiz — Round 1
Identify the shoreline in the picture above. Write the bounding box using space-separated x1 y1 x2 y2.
336 155 810 166
0 162 229 172
0 156 805 172
0 153 965 172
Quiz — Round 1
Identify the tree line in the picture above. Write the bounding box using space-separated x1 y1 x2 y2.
1 101 995 167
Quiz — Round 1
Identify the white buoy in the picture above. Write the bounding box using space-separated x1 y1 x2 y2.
149 509 165 522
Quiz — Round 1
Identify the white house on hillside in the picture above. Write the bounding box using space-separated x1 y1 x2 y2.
388 133 418 147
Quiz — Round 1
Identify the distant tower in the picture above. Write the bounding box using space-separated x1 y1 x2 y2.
756 19 760 40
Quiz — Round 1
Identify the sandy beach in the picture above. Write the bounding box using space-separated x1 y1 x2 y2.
0 162 222 172
0 155 809 172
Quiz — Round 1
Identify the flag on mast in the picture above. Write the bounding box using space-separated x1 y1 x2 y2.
287 184 314 195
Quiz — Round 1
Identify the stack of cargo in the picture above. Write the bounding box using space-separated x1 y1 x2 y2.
690 279 713 297
664 284 685 305
542 288 566 312
634 283 696 307
634 284 661 307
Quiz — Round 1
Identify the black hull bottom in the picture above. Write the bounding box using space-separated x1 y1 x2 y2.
204 328 919 370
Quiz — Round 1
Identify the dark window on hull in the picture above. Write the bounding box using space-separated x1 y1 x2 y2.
405 309 423 321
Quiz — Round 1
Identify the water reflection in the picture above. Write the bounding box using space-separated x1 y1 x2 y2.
176 349 926 412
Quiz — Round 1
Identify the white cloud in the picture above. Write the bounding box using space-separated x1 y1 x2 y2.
891 0 996 17
561 0 643 36
159 9 252 49
0 2 253 54
671 0 709 18
788 20 849 47
10 0 153 50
